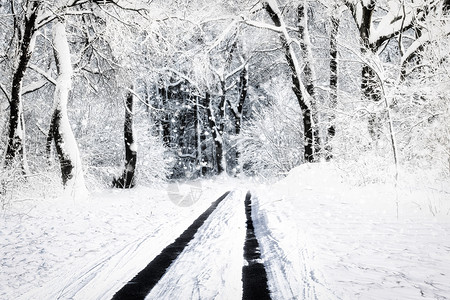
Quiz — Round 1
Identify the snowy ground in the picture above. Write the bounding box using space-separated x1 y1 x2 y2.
253 164 450 299
1 164 449 299
0 180 234 300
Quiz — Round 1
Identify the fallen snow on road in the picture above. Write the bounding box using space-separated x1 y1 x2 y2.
146 189 246 300
1 165 449 299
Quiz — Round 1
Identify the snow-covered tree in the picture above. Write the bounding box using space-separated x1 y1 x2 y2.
49 20 87 195
2 1 41 173
343 0 448 139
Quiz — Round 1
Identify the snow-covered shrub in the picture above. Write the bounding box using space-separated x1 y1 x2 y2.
331 35 450 186
0 168 18 209
238 90 303 179
133 113 172 184
396 37 450 177
0 165 63 209
70 86 171 189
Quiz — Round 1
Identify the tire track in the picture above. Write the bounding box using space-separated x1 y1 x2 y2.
111 191 230 300
242 191 271 300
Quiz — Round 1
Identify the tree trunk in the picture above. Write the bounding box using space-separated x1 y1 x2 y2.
358 0 379 102
263 1 314 162
50 21 87 194
199 94 209 176
325 15 340 161
358 1 383 140
194 95 206 176
218 78 227 173
113 87 137 188
231 63 248 171
4 1 40 172
206 92 224 174
298 2 321 157
235 63 248 136
158 86 171 146
46 117 54 163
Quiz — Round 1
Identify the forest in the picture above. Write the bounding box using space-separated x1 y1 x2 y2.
1 0 449 198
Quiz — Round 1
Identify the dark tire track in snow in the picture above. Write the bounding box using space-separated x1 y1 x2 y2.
111 191 230 300
242 191 271 300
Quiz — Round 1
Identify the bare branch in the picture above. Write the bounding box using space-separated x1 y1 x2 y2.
0 83 11 104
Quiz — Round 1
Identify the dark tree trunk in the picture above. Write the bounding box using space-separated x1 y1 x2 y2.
177 102 187 152
158 87 171 146
218 79 226 138
298 4 321 157
113 88 137 188
229 63 249 170
50 109 74 185
235 64 248 136
46 118 54 162
194 95 200 170
4 1 40 171
358 1 383 140
199 94 209 176
218 79 227 173
194 95 207 176
325 15 340 161
206 92 224 174
263 2 314 162
358 1 376 87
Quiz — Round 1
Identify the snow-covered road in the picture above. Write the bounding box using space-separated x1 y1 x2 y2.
2 164 450 299
143 190 247 299
112 191 233 299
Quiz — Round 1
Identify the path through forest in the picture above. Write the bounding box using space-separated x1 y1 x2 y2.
113 190 272 300
3 164 450 300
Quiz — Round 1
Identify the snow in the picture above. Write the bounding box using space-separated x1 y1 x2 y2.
52 21 87 198
370 4 415 46
1 165 449 299
146 190 246 300
129 142 137 152
1 182 232 300
252 163 450 299
53 22 73 89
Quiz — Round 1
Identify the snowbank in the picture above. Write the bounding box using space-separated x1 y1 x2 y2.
253 162 450 299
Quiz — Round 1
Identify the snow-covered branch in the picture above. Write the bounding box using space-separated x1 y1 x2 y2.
125 87 163 112
401 22 450 66
28 64 57 85
370 2 419 48
225 62 247 81
242 19 283 33
161 68 200 92
207 19 239 53
22 80 49 95
36 1 91 29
